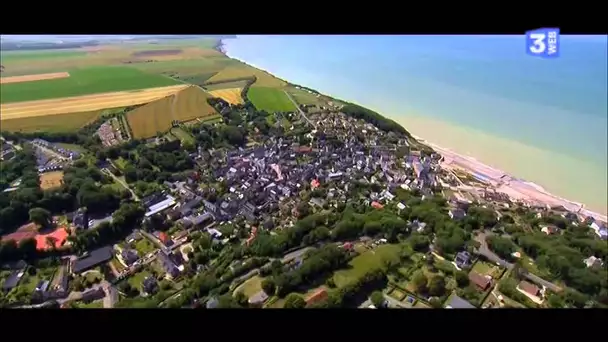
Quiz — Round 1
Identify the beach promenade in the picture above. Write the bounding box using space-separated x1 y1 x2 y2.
414 136 607 223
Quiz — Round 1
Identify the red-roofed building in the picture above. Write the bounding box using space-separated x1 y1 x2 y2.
311 179 321 189
159 232 170 245
341 242 353 250
295 146 312 153
35 228 69 250
371 201 384 209
306 288 328 306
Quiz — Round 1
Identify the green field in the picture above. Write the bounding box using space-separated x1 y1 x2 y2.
333 244 401 288
0 66 180 104
134 238 157 255
128 270 152 293
1 50 88 63
247 87 297 113
234 275 264 298
170 127 195 144
285 87 323 105
55 143 87 153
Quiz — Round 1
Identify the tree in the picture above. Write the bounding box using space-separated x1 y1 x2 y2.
455 271 470 288
411 271 428 293
29 207 52 228
261 279 276 296
370 291 386 308
235 291 249 307
427 275 446 296
284 293 306 309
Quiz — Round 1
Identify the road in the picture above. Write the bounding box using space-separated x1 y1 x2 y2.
474 232 563 292
283 91 316 129
101 167 140 201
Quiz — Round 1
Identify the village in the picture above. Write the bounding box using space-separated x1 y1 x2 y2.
1 104 606 309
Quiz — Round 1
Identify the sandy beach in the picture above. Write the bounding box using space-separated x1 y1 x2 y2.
397 114 607 220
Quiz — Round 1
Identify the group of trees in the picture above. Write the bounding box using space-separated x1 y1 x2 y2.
263 245 350 297
341 104 411 137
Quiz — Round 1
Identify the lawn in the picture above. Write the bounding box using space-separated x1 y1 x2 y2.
247 87 296 113
127 270 152 292
113 157 129 171
388 288 406 301
85 270 103 283
472 260 504 279
75 300 104 308
333 244 401 288
233 275 264 297
170 127 195 144
1 66 180 104
112 256 126 271
134 238 156 256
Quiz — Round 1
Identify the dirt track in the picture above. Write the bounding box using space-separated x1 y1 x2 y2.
1 85 188 120
0 72 70 84
208 87 244 104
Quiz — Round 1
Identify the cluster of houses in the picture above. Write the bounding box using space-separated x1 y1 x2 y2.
31 138 80 160
97 120 124 147
1 140 16 161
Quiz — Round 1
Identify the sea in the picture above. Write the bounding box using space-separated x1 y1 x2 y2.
223 35 608 214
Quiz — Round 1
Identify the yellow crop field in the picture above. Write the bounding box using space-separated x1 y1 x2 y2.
0 110 104 133
126 96 175 139
205 65 287 88
171 86 218 122
126 86 218 139
208 87 244 104
0 85 188 120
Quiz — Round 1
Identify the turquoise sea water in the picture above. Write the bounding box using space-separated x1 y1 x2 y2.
223 35 608 210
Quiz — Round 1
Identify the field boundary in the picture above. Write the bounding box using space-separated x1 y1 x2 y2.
0 72 71 84
203 76 255 87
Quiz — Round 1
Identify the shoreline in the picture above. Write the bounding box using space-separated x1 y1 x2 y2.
222 48 607 221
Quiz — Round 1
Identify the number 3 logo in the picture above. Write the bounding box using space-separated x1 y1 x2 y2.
529 33 546 54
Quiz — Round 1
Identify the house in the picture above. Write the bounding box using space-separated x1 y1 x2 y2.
445 295 475 309
248 290 269 307
583 256 603 268
2 269 25 292
81 288 105 303
144 195 177 218
158 232 173 247
121 249 139 266
541 226 559 235
72 246 113 274
126 232 141 244
468 272 492 291
371 201 384 209
305 288 328 307
518 281 541 297
311 179 321 189
454 251 472 269
309 197 326 208
206 297 220 309
142 276 158 295
73 208 88 230
449 208 466 220
597 228 608 240
158 251 180 279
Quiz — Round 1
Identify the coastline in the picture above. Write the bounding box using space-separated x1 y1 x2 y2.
222 50 607 220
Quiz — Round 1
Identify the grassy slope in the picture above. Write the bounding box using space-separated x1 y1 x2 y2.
1 66 180 104
247 87 296 112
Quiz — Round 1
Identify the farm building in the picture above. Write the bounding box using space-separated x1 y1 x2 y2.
72 246 113 274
